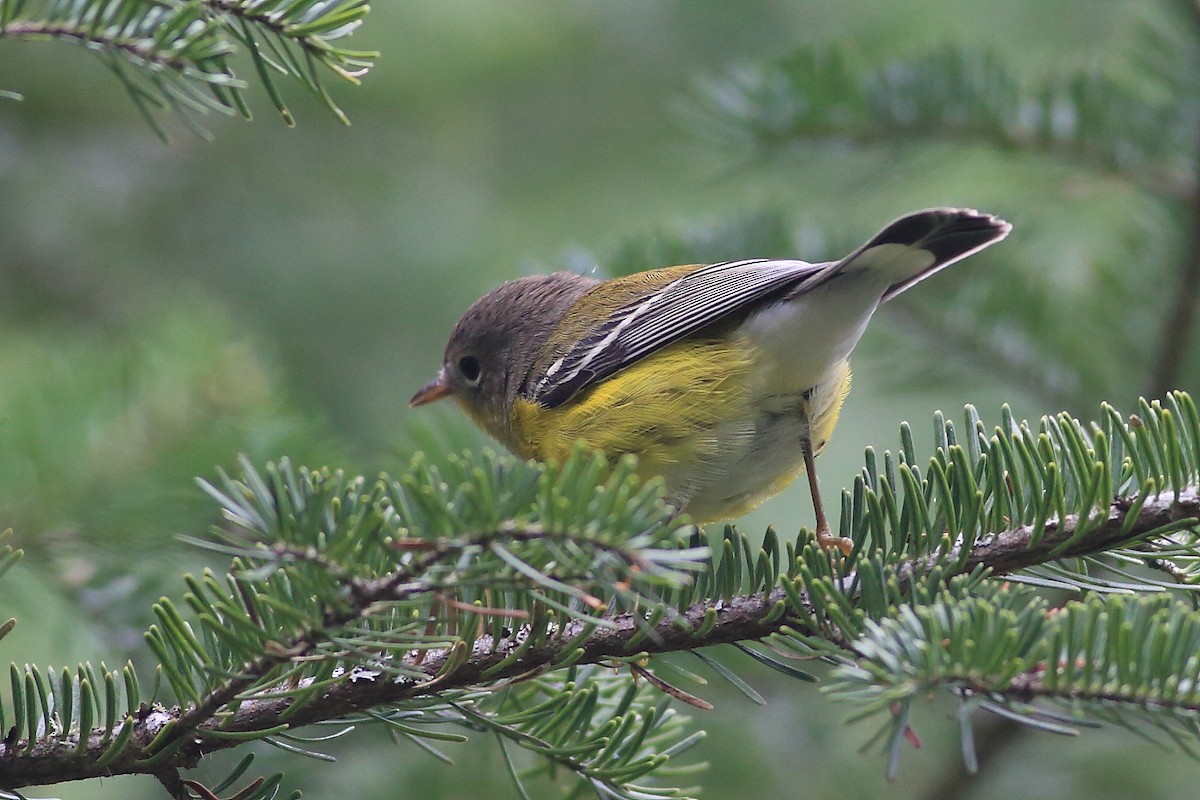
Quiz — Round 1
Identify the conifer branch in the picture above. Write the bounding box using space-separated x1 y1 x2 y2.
0 0 376 139
0 473 1196 790
933 487 1198 577
0 20 197 72
691 43 1197 199
3 396 1200 796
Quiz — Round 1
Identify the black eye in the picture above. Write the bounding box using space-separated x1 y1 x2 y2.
458 355 481 384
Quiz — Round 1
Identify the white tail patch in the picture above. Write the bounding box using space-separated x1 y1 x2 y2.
840 242 937 284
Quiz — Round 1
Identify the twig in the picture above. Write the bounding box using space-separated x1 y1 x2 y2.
0 488 1195 789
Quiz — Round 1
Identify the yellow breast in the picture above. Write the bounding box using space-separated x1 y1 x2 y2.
508 333 852 523
510 336 753 486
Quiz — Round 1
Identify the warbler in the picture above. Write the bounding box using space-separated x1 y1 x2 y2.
412 208 1010 553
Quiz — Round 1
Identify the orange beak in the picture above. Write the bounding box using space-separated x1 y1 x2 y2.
409 369 454 407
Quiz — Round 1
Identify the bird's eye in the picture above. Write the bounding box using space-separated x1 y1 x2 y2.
458 355 481 384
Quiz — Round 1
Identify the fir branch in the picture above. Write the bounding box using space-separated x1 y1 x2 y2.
927 487 1198 577
0 19 207 74
691 44 1196 198
830 589 1200 765
3 398 1200 795
1 463 1196 789
165 544 452 755
0 0 376 139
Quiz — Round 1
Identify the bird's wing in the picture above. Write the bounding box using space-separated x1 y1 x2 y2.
529 258 823 408
528 208 1010 409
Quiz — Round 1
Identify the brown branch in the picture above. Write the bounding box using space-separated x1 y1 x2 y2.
1150 188 1200 399
167 543 455 741
1150 0 1200 396
0 22 196 72
0 489 1197 791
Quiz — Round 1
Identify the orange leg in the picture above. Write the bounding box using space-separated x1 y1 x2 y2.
802 436 853 556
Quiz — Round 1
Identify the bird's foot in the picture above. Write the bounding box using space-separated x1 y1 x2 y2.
815 524 854 556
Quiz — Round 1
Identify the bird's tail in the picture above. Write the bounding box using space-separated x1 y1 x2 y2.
833 208 1011 302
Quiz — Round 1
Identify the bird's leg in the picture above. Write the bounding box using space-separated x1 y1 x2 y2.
667 500 707 550
801 435 854 556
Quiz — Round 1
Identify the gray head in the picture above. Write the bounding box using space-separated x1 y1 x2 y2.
410 272 597 446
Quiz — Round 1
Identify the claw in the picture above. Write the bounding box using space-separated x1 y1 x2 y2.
815 526 854 556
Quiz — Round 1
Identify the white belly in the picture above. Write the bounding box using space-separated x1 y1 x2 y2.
680 411 808 521
674 360 851 521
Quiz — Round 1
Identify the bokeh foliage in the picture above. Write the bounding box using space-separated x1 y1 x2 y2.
2 1 1200 799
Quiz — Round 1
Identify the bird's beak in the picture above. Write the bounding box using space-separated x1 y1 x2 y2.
410 368 454 407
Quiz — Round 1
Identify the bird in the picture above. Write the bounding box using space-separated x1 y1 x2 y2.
411 208 1011 553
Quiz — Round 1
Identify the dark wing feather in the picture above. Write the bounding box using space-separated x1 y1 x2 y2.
531 258 823 408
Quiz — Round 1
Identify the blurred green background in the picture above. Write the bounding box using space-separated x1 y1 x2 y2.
2 1 1198 798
